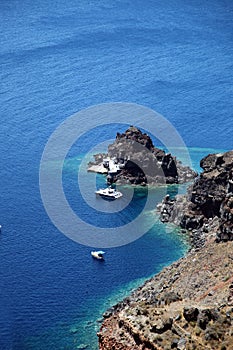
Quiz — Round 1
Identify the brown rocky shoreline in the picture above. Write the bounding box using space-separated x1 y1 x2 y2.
98 241 233 350
97 150 233 350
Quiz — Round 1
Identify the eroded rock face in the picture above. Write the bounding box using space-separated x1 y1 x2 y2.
108 126 197 185
98 242 233 350
158 150 233 246
89 126 197 185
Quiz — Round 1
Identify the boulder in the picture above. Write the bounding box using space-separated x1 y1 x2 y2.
183 306 199 322
150 317 173 334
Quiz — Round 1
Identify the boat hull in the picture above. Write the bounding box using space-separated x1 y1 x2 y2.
96 193 121 200
91 251 104 260
95 188 123 200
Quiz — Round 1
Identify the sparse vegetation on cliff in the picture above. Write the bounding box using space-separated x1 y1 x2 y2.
98 150 233 350
98 241 233 350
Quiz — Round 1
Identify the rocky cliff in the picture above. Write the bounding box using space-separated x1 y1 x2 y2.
98 151 233 350
158 151 233 249
98 241 233 350
88 126 197 185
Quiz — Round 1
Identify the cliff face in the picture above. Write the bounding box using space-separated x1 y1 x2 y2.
158 151 233 248
98 151 233 350
98 241 233 350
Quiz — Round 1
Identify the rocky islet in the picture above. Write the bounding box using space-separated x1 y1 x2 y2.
88 126 197 186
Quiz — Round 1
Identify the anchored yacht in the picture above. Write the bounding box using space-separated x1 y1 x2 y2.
95 187 123 200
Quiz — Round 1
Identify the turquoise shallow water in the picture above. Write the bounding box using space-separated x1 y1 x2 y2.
0 0 232 349
1 147 227 350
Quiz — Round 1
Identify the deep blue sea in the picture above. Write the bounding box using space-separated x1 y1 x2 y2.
1 1 233 349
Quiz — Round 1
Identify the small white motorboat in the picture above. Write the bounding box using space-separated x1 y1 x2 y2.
95 187 123 200
91 251 105 260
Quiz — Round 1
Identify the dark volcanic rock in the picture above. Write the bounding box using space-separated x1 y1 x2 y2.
183 307 199 322
158 150 233 245
107 126 197 185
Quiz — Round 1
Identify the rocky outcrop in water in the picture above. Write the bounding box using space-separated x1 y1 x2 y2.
158 151 233 248
88 126 197 185
98 241 233 350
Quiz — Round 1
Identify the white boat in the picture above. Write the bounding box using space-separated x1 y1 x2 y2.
91 251 105 260
95 187 123 200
